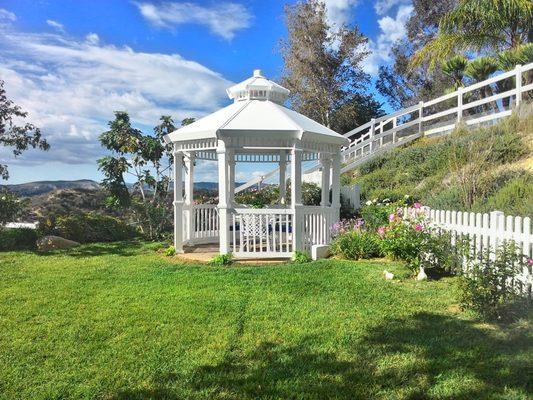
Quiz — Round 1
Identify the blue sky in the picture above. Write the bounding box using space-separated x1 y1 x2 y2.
0 0 413 184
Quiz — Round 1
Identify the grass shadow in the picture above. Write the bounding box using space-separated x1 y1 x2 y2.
109 311 533 399
34 240 157 258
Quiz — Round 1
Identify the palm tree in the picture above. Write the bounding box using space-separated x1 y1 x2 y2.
464 57 499 112
412 0 533 70
497 43 533 105
442 55 468 90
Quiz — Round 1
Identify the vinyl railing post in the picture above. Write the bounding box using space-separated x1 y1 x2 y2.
392 117 397 143
369 118 375 153
515 64 522 107
457 87 463 124
418 101 424 135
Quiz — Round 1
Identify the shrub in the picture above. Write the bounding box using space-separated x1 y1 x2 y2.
459 241 528 321
209 253 233 266
39 213 138 243
331 230 382 260
0 228 37 251
165 246 176 256
485 174 533 216
378 205 455 275
0 189 28 225
359 199 403 231
292 250 312 263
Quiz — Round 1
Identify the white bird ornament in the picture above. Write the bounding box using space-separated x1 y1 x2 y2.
417 267 428 281
383 270 394 280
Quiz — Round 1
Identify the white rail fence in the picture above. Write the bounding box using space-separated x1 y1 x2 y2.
425 208 533 296
341 63 533 173
237 63 532 192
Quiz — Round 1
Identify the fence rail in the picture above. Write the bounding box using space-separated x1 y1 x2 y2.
341 63 533 173
424 208 533 297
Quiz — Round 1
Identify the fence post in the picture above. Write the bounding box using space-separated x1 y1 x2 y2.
418 101 424 135
457 87 463 124
392 116 397 143
369 118 375 153
515 64 522 107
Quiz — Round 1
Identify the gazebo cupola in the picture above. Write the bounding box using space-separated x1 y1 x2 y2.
226 69 290 104
164 69 348 259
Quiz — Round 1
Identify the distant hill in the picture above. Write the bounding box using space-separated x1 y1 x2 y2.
2 180 240 197
2 179 101 197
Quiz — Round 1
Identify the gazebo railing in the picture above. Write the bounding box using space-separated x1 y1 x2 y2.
187 204 219 244
230 208 294 257
302 206 335 252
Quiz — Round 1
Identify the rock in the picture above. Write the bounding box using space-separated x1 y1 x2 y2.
36 235 80 251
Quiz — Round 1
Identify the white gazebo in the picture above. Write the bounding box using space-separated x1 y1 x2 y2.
164 69 348 258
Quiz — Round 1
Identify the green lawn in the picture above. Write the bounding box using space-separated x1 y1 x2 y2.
0 241 531 399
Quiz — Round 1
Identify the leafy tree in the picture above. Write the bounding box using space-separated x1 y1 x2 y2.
280 0 382 133
412 0 533 70
97 112 178 239
0 80 49 180
376 0 458 108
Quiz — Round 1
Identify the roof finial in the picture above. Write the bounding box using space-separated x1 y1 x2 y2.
253 69 262 77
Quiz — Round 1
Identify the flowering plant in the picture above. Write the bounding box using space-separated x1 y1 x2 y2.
378 204 448 274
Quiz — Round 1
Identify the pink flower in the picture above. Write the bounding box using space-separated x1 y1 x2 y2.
528 258 533 266
389 213 396 222
414 202 422 209
377 226 386 238
414 224 423 232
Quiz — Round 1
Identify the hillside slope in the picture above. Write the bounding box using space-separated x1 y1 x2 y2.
344 106 533 216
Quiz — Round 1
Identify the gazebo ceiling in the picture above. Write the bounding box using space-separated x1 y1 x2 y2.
164 70 349 147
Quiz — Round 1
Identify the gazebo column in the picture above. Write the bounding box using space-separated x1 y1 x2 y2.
184 152 195 243
320 154 331 207
228 151 236 206
291 146 303 252
279 150 287 205
331 152 341 221
217 143 231 254
173 150 184 253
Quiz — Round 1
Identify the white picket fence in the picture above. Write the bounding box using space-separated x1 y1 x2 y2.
425 208 533 296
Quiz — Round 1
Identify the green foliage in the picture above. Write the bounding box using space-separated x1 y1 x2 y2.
0 228 37 251
0 80 50 180
331 230 382 260
498 43 533 71
39 213 138 244
0 188 28 225
459 241 528 321
165 246 176 257
348 111 532 215
292 250 312 263
359 199 402 231
209 253 233 266
97 112 180 239
485 174 533 216
465 57 499 82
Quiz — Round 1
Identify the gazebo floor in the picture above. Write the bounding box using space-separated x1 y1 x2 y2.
174 243 288 264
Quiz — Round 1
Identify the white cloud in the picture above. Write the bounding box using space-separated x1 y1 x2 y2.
374 0 411 16
85 32 99 45
135 1 252 40
46 19 64 32
0 27 233 168
322 0 359 27
0 8 16 22
362 4 413 75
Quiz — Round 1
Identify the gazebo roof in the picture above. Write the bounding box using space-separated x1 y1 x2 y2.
165 70 349 147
